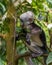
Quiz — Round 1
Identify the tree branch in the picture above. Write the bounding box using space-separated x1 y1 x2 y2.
15 51 48 61
14 0 24 7
24 56 34 65
0 33 7 39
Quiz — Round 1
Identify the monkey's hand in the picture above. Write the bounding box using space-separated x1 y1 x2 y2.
26 34 43 57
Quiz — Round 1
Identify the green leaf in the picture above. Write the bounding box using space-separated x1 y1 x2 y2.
47 0 52 4
0 2 6 15
46 52 52 65
0 58 4 65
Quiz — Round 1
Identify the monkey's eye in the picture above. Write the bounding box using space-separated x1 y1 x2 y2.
28 18 32 22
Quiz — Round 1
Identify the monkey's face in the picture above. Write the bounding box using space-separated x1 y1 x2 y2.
20 11 34 26
20 11 41 34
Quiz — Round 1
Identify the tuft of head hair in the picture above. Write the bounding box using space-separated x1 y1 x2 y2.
20 11 34 22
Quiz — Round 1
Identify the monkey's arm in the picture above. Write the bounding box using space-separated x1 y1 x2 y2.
25 33 43 55
40 30 47 53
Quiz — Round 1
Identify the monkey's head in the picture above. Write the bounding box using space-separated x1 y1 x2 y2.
20 11 34 26
20 11 41 34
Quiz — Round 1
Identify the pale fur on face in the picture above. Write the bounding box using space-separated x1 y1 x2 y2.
20 11 34 24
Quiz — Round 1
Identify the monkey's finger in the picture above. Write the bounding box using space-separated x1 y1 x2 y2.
25 42 43 55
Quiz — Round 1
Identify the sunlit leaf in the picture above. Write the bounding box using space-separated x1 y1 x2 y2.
46 52 52 65
0 58 4 65
47 0 52 4
27 0 32 4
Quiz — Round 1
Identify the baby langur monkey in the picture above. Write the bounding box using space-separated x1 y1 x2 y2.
20 11 48 65
20 11 47 54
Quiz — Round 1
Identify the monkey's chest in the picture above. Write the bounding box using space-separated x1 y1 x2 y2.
30 34 43 47
26 24 43 47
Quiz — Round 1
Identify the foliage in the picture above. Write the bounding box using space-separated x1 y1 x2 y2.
46 52 52 65
0 0 52 65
